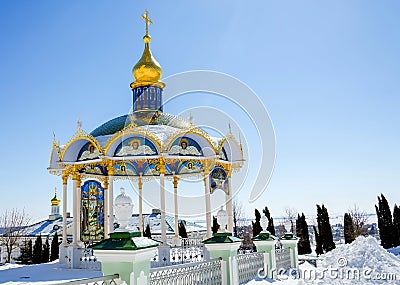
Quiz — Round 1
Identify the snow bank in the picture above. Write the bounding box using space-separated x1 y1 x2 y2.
247 236 400 285
300 236 400 284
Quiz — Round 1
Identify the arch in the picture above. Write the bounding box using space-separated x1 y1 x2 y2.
114 136 158 157
61 132 103 162
165 128 217 157
103 128 162 157
49 141 62 169
217 135 243 162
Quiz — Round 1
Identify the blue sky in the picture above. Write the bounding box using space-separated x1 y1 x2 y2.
0 0 399 223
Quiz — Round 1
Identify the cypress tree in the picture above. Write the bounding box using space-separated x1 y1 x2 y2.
50 232 59 261
17 239 32 264
178 222 188 238
42 238 50 263
212 216 219 234
322 205 335 252
344 213 355 244
252 209 262 237
393 204 400 247
376 194 395 249
313 225 323 256
263 206 276 235
316 204 335 253
143 224 151 238
32 235 42 264
296 213 311 254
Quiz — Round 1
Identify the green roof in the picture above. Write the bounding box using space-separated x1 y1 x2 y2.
90 231 159 250
203 232 242 244
90 112 192 137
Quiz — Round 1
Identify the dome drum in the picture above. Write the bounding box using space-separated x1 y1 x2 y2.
132 85 163 112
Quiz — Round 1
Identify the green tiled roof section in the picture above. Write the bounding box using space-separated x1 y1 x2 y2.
90 113 192 137
252 232 278 241
90 231 159 250
90 115 128 137
203 232 242 244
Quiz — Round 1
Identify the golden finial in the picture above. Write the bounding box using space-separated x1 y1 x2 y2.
142 9 152 39
239 132 243 154
77 118 82 129
228 123 232 134
51 187 61 206
131 9 164 88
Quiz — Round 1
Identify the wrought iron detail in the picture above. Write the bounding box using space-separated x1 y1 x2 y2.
151 242 210 268
150 258 222 285
275 247 291 271
236 252 264 284
55 274 119 285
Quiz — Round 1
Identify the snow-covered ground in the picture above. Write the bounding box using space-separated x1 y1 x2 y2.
0 261 101 284
0 236 399 285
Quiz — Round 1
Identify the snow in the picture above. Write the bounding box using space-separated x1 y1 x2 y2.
0 261 101 284
1 236 399 285
246 236 400 285
388 246 400 256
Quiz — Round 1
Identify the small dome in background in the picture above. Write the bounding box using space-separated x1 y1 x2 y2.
51 188 60 206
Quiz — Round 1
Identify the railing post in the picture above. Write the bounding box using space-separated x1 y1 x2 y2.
92 232 159 285
280 233 299 270
252 232 278 278
203 233 242 285
221 259 228 285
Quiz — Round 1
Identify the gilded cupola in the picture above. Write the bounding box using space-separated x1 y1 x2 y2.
131 10 165 89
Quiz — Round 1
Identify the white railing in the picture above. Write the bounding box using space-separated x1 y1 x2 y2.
55 274 119 285
236 252 264 284
275 248 291 270
80 248 101 271
150 258 223 285
151 243 210 268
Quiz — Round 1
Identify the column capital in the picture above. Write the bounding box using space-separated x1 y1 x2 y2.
158 157 166 174
138 177 143 189
72 171 80 182
103 179 109 189
202 160 214 174
220 163 232 178
62 173 69 185
173 176 179 188
106 160 115 176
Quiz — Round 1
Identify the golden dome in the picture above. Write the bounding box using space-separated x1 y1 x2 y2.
51 192 60 206
132 35 162 84
131 10 164 89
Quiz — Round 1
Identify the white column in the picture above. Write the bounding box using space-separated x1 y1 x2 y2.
75 177 82 244
138 176 143 236
108 176 114 234
160 173 166 244
226 177 233 233
72 179 78 246
173 176 179 238
204 174 212 238
62 176 68 245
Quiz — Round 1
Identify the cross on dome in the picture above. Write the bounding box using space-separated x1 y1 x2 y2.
141 9 152 37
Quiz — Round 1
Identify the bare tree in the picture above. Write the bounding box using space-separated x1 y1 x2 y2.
0 209 30 263
348 205 369 237
283 207 297 233
232 199 243 237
